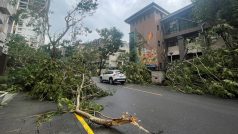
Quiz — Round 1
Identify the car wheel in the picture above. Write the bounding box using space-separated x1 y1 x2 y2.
109 78 114 85
121 81 125 85
100 77 103 83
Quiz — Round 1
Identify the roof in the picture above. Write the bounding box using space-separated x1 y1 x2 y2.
125 2 170 24
161 4 194 22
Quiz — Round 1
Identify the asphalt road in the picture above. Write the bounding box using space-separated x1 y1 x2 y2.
92 77 238 134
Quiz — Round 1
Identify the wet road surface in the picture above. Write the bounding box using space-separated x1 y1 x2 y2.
92 77 238 134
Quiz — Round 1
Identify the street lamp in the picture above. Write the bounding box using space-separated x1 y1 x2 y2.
169 52 173 63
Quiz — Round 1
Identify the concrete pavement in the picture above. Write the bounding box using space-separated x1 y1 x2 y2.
0 94 86 134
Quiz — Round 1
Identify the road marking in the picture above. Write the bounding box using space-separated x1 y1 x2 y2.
124 86 162 96
74 113 94 134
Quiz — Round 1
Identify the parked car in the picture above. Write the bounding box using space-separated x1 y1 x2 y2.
100 70 126 85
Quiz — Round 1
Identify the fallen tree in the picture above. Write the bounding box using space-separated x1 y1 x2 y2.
6 36 151 133
74 74 150 133
166 47 238 98
122 62 152 84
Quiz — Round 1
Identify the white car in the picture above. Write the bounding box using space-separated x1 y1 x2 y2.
100 70 126 85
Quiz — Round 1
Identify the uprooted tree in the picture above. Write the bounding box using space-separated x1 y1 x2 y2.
7 0 151 132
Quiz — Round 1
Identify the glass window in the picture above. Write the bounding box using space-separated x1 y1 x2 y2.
157 25 160 31
158 40 160 47
108 71 113 74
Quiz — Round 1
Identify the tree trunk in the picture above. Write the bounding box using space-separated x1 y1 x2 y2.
74 109 150 133
98 58 104 76
51 43 57 59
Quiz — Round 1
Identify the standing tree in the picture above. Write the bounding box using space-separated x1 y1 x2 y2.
129 32 147 63
24 0 98 59
192 0 238 48
97 27 124 75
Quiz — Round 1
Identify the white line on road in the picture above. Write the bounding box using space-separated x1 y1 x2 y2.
124 86 162 96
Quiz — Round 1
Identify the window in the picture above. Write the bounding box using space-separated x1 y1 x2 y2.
108 71 113 74
158 40 161 47
169 20 178 33
105 71 113 74
18 21 23 27
157 25 160 31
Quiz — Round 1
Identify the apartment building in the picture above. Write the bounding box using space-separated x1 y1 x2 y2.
126 3 225 70
125 2 169 70
160 4 225 63
160 4 202 62
12 0 49 48
0 0 17 75
107 42 129 68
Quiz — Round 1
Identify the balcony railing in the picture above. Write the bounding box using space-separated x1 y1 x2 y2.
0 0 17 15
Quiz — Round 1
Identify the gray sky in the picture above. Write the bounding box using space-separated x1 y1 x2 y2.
48 0 191 43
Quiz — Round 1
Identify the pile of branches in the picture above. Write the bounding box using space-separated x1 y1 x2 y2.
166 48 238 98
122 63 152 84
7 59 150 132
6 36 151 133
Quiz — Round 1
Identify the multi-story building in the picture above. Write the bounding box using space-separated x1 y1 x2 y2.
107 42 129 68
125 2 169 70
0 0 17 75
160 4 225 63
12 0 49 48
126 3 225 70
160 4 202 62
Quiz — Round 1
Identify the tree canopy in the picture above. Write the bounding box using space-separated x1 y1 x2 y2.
192 0 238 28
96 27 124 75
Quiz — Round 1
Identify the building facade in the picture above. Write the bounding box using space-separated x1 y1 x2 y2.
107 42 129 68
126 3 225 70
0 0 17 75
12 0 49 48
125 2 169 70
160 4 202 62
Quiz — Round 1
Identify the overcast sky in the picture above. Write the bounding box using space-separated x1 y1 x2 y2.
48 0 191 43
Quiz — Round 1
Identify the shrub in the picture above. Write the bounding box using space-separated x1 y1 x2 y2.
122 63 152 84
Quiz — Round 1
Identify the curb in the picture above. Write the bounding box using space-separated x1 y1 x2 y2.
74 113 94 134
0 92 17 105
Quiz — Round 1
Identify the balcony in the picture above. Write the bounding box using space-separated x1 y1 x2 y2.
167 45 179 56
0 0 17 15
164 26 201 39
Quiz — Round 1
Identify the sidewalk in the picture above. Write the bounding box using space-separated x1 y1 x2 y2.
0 93 86 134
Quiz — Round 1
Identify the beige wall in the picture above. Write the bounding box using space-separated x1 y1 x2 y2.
108 42 129 67
0 12 9 42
